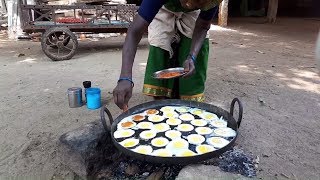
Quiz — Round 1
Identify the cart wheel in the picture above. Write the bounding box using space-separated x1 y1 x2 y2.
41 27 78 61
47 33 70 49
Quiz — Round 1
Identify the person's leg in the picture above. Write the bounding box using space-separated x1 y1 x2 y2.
142 46 174 99
177 35 209 102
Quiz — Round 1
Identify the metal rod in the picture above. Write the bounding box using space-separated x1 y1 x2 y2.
53 9 56 25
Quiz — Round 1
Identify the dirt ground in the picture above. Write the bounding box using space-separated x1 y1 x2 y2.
0 18 319 179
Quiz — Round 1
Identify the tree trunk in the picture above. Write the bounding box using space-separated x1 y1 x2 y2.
7 0 17 39
1 0 7 13
267 0 278 23
7 0 35 39
218 0 229 27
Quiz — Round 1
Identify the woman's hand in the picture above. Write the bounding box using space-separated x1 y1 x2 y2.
113 15 148 110
183 57 196 78
183 16 211 78
113 80 133 110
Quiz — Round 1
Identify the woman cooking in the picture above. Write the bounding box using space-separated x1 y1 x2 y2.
113 0 222 110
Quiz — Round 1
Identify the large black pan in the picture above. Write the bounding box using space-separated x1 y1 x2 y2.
100 98 243 165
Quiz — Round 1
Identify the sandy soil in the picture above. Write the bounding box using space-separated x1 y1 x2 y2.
0 18 319 179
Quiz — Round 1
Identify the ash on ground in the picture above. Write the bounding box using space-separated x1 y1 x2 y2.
94 158 183 180
93 148 257 179
218 148 257 177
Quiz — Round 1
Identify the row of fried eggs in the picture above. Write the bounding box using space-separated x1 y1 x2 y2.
113 106 236 157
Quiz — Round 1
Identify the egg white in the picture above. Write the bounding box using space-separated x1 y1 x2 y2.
201 112 219 121
139 130 157 140
165 138 189 155
151 137 169 148
163 111 179 118
187 134 205 145
195 127 213 135
153 123 170 132
190 119 208 127
137 122 154 130
160 106 176 113
196 144 216 154
114 129 135 139
148 115 165 123
133 145 153 155
176 106 190 113
166 118 182 126
165 130 182 140
213 127 236 137
210 119 228 128
177 124 194 132
207 137 230 149
152 149 173 157
179 113 195 121
176 149 197 157
190 108 205 116
119 138 139 148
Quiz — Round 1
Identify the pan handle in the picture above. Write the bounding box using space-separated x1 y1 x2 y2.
100 105 114 132
230 98 243 128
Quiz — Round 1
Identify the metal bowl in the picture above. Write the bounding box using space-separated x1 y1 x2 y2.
152 67 186 79
100 99 243 165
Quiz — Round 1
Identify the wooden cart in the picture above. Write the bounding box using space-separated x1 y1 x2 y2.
20 3 138 61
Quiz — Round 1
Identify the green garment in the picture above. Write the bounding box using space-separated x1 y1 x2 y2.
143 34 209 102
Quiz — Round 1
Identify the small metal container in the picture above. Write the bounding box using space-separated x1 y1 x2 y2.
68 87 83 108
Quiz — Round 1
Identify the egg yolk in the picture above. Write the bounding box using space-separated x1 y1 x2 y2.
167 118 175 123
155 124 164 130
193 110 203 115
145 132 154 138
191 137 201 142
122 131 131 136
147 109 158 114
165 112 175 117
181 151 194 156
140 123 150 128
181 125 189 129
201 129 209 133
193 120 205 126
199 128 211 134
173 141 186 148
137 149 148 154
167 132 180 139
205 114 214 119
123 141 136 147
211 138 222 144
153 139 165 146
133 115 144 121
121 122 134 128
153 116 160 120
198 146 211 153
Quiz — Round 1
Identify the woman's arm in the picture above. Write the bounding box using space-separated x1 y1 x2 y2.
120 16 148 79
113 16 148 110
113 0 164 109
184 7 218 77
